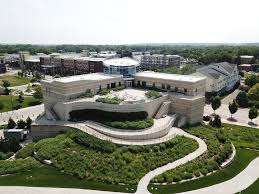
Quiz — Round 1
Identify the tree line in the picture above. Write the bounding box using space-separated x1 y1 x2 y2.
1 44 259 65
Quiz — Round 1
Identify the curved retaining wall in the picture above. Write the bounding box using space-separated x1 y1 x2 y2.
53 95 169 121
85 115 177 140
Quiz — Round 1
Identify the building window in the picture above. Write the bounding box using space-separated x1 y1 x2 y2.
184 88 187 93
119 82 121 86
142 81 146 87
175 87 178 92
167 85 170 90
99 85 102 91
152 83 156 88
137 80 140 86
107 84 110 89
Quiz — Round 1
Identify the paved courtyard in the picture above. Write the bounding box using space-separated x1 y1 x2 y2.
0 104 44 125
204 104 259 128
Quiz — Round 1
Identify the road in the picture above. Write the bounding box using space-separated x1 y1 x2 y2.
221 89 240 105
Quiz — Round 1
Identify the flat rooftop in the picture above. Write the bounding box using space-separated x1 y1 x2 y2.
47 73 122 84
135 71 205 83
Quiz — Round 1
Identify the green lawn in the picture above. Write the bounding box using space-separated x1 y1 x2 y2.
239 178 259 194
0 165 136 193
149 149 259 194
0 95 41 112
0 75 31 87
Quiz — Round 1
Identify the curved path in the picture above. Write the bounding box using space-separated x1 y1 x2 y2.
135 129 207 194
177 157 259 194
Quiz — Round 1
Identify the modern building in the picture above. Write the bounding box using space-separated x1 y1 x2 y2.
133 54 181 69
193 62 240 94
103 58 140 77
41 69 206 124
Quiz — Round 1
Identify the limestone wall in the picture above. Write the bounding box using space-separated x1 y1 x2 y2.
53 95 169 121
170 94 205 124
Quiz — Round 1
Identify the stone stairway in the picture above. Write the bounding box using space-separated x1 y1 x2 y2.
154 101 171 119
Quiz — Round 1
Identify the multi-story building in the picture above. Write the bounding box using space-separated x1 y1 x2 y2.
133 54 181 69
39 55 105 76
41 58 206 125
193 62 240 94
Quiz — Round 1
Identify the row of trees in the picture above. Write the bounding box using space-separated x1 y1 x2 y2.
1 44 259 64
7 117 32 129
211 96 258 123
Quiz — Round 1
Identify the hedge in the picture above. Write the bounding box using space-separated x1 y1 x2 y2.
107 118 154 129
69 109 148 122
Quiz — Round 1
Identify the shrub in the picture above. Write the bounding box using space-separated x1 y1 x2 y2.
15 143 35 159
96 96 123 104
14 103 22 110
145 90 162 99
239 85 250 92
0 157 39 175
97 89 110 95
209 115 222 128
7 118 16 129
17 119 27 129
107 118 154 129
84 89 94 98
113 85 126 91
203 115 211 121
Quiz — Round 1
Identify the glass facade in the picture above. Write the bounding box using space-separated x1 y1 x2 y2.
104 65 139 77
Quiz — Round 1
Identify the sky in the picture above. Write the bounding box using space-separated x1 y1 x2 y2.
0 0 259 45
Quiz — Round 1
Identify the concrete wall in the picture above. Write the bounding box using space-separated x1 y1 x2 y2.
31 125 70 141
52 94 169 120
170 94 205 124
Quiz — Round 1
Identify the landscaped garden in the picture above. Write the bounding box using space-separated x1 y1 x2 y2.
0 75 31 87
0 127 198 192
149 123 259 194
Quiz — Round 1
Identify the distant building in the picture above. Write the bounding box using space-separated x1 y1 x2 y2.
133 54 181 69
0 55 7 73
238 64 252 72
193 62 240 94
240 55 254 64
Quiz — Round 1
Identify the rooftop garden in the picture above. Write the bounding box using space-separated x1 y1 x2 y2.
145 90 162 99
96 96 124 104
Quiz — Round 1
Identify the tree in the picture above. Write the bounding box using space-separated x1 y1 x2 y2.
248 83 259 101
18 91 24 103
236 91 249 108
33 86 43 100
26 117 32 129
228 100 239 118
211 96 221 114
17 119 27 129
7 118 16 129
245 74 259 87
248 106 258 123
2 80 10 94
